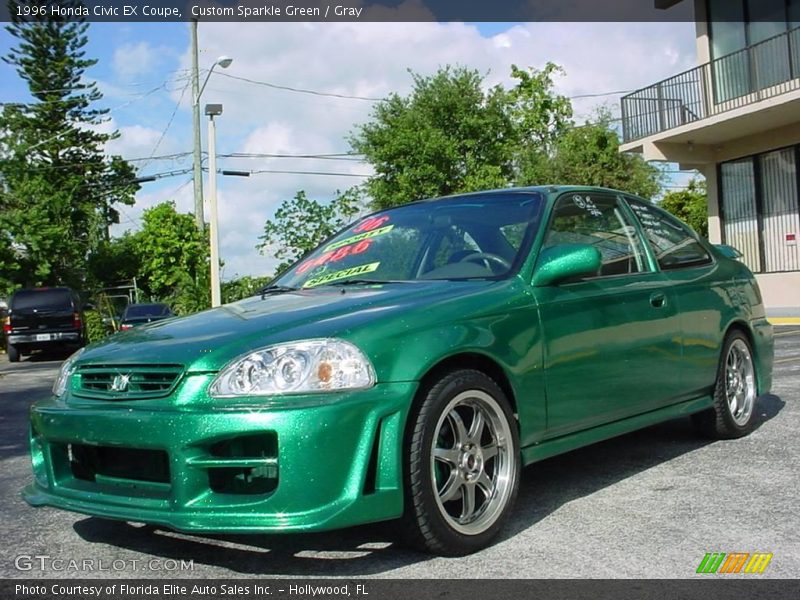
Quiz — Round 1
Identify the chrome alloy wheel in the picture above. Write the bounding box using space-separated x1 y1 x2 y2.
430 390 516 535
725 338 756 426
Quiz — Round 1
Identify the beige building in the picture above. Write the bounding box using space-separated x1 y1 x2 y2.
621 0 800 313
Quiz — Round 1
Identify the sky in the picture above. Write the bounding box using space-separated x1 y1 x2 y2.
0 19 698 280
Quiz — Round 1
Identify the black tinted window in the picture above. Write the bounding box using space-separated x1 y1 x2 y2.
627 200 712 270
11 289 73 311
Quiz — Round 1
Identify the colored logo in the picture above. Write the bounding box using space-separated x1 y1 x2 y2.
696 552 773 574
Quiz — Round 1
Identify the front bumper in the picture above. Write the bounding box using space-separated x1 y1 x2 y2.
24 381 415 533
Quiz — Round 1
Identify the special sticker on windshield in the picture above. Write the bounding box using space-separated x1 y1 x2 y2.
324 224 394 252
303 262 381 288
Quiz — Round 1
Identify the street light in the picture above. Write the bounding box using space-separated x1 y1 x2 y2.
191 27 233 231
205 103 223 307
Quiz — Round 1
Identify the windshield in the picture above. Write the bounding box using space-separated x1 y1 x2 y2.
273 192 543 289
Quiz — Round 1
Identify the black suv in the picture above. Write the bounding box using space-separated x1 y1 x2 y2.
2 287 86 362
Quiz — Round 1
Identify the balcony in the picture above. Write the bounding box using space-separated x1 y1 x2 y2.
621 26 800 151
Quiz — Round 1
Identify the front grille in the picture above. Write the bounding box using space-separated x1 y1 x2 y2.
69 444 171 484
74 364 184 400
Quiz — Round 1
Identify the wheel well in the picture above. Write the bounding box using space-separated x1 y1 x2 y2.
726 320 755 350
416 353 518 417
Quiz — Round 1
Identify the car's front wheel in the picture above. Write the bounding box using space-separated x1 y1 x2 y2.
693 330 758 439
401 369 520 555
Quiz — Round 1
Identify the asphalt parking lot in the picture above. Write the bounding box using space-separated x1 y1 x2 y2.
0 329 798 579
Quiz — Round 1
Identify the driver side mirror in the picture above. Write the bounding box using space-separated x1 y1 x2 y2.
532 244 602 287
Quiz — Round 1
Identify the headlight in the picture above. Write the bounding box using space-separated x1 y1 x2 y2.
209 339 376 397
52 347 85 397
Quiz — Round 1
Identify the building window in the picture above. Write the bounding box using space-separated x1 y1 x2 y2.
760 148 800 272
708 0 799 102
720 146 800 273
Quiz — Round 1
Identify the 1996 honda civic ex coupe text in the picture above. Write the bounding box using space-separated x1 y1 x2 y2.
24 186 773 555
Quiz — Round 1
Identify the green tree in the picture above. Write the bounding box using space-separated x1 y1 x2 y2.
87 233 142 289
349 66 518 209
222 275 273 303
258 189 362 274
659 179 708 237
508 62 573 175
0 1 137 294
518 109 663 198
135 202 210 312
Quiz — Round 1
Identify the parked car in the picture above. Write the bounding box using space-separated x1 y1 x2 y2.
3 287 86 362
24 187 773 555
118 303 174 331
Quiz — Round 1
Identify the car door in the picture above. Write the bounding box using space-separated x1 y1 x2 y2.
533 192 684 437
624 197 720 400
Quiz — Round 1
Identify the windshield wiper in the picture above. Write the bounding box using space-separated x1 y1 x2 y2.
257 284 298 298
326 279 408 286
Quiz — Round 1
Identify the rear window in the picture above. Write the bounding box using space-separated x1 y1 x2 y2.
124 304 170 318
11 289 73 311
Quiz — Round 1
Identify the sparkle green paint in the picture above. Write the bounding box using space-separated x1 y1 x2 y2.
23 186 774 555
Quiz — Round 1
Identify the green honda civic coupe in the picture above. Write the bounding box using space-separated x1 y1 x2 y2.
24 186 773 556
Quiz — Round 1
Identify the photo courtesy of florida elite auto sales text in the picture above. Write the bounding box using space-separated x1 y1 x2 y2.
0 1 799 599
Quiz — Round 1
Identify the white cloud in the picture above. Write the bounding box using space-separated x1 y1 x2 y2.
122 21 698 279
113 41 161 80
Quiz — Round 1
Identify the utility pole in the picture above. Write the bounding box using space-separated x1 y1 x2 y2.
191 19 204 231
205 104 223 307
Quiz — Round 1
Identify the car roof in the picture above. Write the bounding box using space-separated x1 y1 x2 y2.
398 185 646 208
125 302 169 309
12 286 73 295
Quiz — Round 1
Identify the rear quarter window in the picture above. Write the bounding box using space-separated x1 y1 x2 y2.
627 199 713 271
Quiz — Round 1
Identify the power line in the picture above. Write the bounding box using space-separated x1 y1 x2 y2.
569 89 632 99
137 78 192 171
1 70 192 96
242 168 371 178
218 70 638 105
127 151 193 163
216 71 383 101
219 152 365 162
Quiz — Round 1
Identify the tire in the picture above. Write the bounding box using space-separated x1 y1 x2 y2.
7 343 20 363
692 330 758 439
400 369 520 556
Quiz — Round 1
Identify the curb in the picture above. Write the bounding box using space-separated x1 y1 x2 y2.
768 317 800 325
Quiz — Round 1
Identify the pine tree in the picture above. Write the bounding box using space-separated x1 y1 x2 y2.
0 0 138 293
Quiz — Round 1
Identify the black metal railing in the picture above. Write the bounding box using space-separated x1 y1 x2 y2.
622 26 800 143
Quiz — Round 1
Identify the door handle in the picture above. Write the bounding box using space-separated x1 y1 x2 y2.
650 292 667 308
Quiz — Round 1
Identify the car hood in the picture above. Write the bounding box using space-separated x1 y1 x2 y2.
79 280 499 372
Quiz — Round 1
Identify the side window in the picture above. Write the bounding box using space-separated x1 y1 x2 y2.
543 194 649 276
627 199 712 271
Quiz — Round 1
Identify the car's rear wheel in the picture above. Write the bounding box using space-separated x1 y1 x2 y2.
692 330 758 439
401 369 520 555
7 343 20 363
